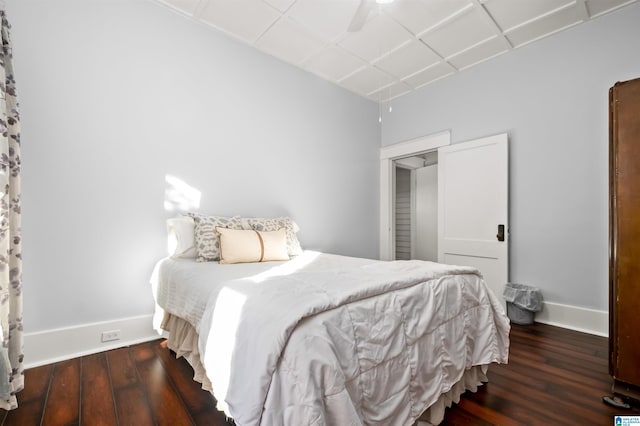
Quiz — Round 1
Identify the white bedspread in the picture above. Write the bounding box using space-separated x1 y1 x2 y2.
152 257 291 331
189 251 510 426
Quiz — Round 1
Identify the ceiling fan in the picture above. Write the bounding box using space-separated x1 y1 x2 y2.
347 0 395 32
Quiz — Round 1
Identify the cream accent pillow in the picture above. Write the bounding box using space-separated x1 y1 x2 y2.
217 227 289 264
239 217 303 257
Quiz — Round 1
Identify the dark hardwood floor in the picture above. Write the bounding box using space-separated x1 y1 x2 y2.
1 323 638 425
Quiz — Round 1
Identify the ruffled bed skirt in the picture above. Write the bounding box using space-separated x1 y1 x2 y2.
160 312 214 393
160 312 489 426
415 364 488 425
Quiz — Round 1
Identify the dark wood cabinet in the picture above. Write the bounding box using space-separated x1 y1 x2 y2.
609 77 640 402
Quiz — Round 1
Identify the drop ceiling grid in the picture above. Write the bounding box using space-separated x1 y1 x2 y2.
447 36 510 70
198 0 282 44
300 46 369 82
369 81 413 102
286 0 363 42
263 0 295 13
255 17 328 65
586 0 637 17
373 40 441 80
339 65 397 95
483 0 577 32
154 0 639 102
337 14 415 63
384 0 475 36
419 6 498 59
402 61 456 89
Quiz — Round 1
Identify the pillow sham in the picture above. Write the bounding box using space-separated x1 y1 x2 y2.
216 227 289 264
189 213 243 262
166 216 197 258
240 217 302 257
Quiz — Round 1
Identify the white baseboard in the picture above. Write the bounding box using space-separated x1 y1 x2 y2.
534 301 608 337
24 314 161 369
22 303 608 369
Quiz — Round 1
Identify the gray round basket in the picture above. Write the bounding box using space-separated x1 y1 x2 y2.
506 302 535 325
503 283 542 325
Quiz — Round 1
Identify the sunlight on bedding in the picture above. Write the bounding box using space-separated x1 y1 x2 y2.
149 262 166 334
247 250 321 283
149 262 164 335
204 287 247 408
164 174 201 212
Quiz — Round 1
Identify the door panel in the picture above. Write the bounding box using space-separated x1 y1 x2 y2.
438 134 509 302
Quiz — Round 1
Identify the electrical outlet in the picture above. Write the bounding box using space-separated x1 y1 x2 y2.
101 329 120 343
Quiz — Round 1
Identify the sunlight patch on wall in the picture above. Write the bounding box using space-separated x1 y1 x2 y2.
164 174 201 212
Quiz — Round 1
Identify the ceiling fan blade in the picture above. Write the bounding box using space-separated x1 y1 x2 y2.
347 0 372 32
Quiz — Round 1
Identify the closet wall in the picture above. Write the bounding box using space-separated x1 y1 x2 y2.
415 165 438 262
395 167 412 260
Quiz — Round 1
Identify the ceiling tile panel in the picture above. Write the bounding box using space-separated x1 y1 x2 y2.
402 62 455 89
287 0 361 42
157 0 201 16
384 0 472 36
339 66 396 96
506 4 583 47
483 0 575 32
302 47 367 81
374 40 441 79
256 18 326 65
262 0 296 13
586 0 637 17
199 0 281 43
338 14 413 62
420 6 497 58
447 36 509 70
369 81 412 102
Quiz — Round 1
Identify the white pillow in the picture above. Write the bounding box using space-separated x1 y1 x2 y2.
166 216 197 258
217 227 289 264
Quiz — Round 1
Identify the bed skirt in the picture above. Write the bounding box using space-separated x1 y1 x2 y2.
160 312 489 426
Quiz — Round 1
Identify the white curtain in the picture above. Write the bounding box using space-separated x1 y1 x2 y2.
0 8 23 410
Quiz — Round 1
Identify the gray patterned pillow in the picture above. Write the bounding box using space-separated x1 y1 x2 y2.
240 217 302 257
189 214 242 262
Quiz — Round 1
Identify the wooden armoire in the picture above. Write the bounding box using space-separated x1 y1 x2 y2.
609 77 640 403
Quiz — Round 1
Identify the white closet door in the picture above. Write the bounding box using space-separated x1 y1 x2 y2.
438 134 509 302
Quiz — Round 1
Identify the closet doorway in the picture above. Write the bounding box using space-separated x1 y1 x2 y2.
379 130 450 262
380 132 509 302
394 152 438 261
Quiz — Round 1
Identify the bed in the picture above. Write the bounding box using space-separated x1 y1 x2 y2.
150 215 510 426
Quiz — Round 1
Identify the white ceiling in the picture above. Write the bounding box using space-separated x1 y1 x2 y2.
154 0 638 102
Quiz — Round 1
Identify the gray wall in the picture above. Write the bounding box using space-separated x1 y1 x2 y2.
381 3 640 311
8 0 380 333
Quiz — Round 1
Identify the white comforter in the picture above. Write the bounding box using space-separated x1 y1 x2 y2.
194 251 510 426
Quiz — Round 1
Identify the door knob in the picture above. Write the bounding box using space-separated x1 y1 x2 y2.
497 224 505 242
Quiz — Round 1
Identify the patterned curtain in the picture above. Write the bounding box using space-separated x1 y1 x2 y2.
0 9 23 410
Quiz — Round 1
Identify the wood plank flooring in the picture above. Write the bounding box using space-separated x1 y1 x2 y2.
1 323 638 425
